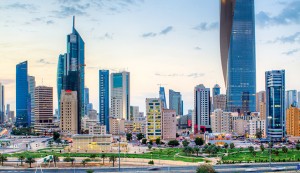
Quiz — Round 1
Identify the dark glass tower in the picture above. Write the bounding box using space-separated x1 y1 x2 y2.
99 70 109 132
220 0 256 113
169 89 183 116
16 61 30 127
57 54 65 120
159 87 167 108
61 16 85 134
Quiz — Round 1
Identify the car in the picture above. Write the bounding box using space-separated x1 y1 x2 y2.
245 168 257 172
147 167 161 171
271 167 285 171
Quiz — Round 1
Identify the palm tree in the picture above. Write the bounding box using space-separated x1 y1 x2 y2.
81 159 87 167
90 154 97 159
100 154 106 165
70 158 75 166
25 157 36 168
0 154 7 166
53 155 60 167
194 147 200 157
109 156 117 167
18 155 25 166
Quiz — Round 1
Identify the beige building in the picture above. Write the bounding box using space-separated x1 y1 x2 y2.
286 106 300 136
68 134 113 152
88 110 98 120
259 102 266 121
249 117 266 138
211 109 232 133
232 119 248 136
124 120 134 133
146 98 162 140
162 109 176 140
133 121 146 133
81 116 98 131
60 90 78 135
256 91 266 112
213 94 226 111
89 123 106 135
109 117 125 135
34 86 54 133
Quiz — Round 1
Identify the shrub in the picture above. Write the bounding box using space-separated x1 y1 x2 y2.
148 160 154 165
196 164 216 173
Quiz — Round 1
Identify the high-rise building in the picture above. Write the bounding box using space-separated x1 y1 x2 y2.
265 70 285 141
162 109 176 140
57 54 65 121
0 83 4 124
169 89 183 116
213 94 226 111
84 87 89 115
60 90 78 135
146 98 162 140
220 0 256 113
28 76 36 126
16 61 29 127
211 109 232 133
6 104 10 122
193 84 210 134
59 17 85 134
99 70 109 133
256 91 266 112
286 106 300 137
286 90 297 109
130 106 139 121
159 87 167 108
34 86 54 133
259 102 266 121
212 84 220 97
109 117 125 135
249 117 266 138
110 71 130 120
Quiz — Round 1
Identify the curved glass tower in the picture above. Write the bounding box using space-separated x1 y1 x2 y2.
220 0 256 113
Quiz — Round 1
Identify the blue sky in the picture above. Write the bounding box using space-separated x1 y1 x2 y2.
0 0 299 114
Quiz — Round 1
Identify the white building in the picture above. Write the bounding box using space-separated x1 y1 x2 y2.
249 118 266 138
130 106 139 121
89 123 106 135
211 109 232 133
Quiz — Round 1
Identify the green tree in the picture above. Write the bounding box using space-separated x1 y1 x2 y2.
148 160 154 165
194 147 200 157
100 154 106 165
224 143 228 149
81 159 87 167
156 138 161 145
86 170 94 173
282 146 288 153
70 158 75 166
18 155 25 166
195 137 204 146
53 155 59 167
137 133 144 141
168 140 180 147
53 131 60 141
148 140 153 145
0 154 7 166
142 138 147 144
196 164 216 173
109 156 117 167
126 133 132 141
25 157 35 168
252 151 256 157
63 157 71 165
260 144 265 152
90 154 97 159
296 143 300 150
148 144 153 150
229 143 235 149
183 146 194 156
182 139 189 147
248 146 254 153
256 129 262 139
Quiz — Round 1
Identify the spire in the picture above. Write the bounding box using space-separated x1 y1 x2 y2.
72 16 75 32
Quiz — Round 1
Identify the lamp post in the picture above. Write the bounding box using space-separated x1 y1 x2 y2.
117 118 121 172
268 116 272 168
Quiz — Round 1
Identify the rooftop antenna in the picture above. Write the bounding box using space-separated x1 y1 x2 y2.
72 16 75 32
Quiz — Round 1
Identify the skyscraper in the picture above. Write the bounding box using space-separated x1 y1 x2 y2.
159 87 167 108
60 90 78 135
193 84 210 134
265 70 285 141
28 76 36 126
0 83 4 124
60 16 85 134
16 61 29 127
220 0 256 113
146 98 162 140
169 89 183 116
57 54 65 120
286 90 297 109
110 71 130 120
99 70 109 132
256 91 266 112
84 87 89 115
212 84 221 111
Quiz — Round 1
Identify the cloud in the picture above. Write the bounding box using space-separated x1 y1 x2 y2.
193 22 218 31
282 48 300 55
4 2 36 10
256 1 300 27
194 46 202 50
98 33 114 40
46 20 54 25
142 26 173 38
52 4 89 18
155 73 205 78
268 32 300 44
36 59 55 65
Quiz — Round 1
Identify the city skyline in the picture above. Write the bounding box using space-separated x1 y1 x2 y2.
1 0 300 114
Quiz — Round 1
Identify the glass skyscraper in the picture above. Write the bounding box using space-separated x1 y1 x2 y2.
84 87 89 115
169 89 183 116
28 76 36 126
285 90 297 109
16 61 30 127
99 70 109 132
159 87 167 109
220 0 256 113
57 54 65 120
265 70 285 141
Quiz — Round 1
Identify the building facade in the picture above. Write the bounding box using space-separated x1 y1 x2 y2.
249 118 266 138
286 90 297 110
146 98 162 140
28 76 36 126
220 0 256 113
169 89 183 116
211 109 232 133
89 123 106 135
57 54 65 121
109 117 125 135
162 109 176 140
286 106 300 137
159 87 167 108
213 94 226 111
99 70 109 133
129 106 139 121
256 91 266 112
265 70 285 141
60 90 78 135
84 88 89 115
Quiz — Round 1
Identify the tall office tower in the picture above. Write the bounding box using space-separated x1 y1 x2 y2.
99 70 109 133
59 17 85 134
286 106 300 137
286 90 297 109
130 106 139 121
110 71 130 120
211 84 221 111
193 84 211 134
28 76 36 126
34 86 53 133
84 87 89 115
162 109 176 140
211 109 232 133
6 104 10 122
265 70 285 141
146 98 162 140
57 54 65 120
220 0 256 113
0 83 4 124
60 90 78 135
16 61 29 127
213 94 226 111
159 87 167 108
169 89 183 116
256 91 266 112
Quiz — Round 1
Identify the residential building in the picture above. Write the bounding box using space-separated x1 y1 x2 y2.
110 71 130 120
213 94 226 111
16 61 29 127
88 109 97 120
28 76 36 126
0 83 4 124
60 90 78 135
124 120 134 133
286 106 300 137
211 109 232 133
286 90 297 110
109 117 125 135
133 121 146 133
169 89 183 116
134 112 145 122
211 84 221 112
159 86 167 108
162 109 176 140
89 123 106 135
256 91 266 112
99 70 109 133
146 98 162 140
178 114 192 129
57 54 65 120
81 116 98 132
259 102 266 121
232 119 248 136
220 0 256 113
193 84 210 134
249 118 266 138
84 88 89 115
265 70 285 141
129 106 139 121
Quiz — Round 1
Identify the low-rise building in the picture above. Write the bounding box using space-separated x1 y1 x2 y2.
109 117 125 135
162 109 176 140
249 118 266 138
124 121 134 133
211 109 232 133
286 106 300 136
89 123 106 135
